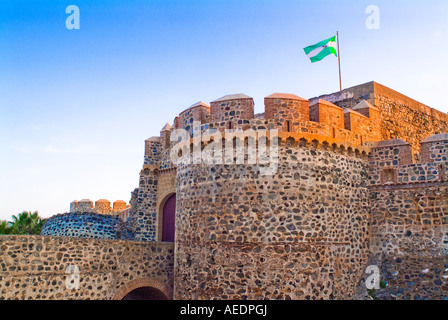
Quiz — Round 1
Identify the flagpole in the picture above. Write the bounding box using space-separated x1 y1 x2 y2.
336 31 342 92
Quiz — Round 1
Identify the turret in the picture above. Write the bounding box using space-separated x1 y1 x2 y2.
160 123 172 149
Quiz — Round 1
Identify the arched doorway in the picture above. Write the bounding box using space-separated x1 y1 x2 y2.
162 194 176 242
111 278 173 300
122 287 169 300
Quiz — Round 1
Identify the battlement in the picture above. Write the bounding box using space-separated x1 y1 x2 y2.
70 199 130 216
368 134 448 187
140 82 448 184
162 92 383 149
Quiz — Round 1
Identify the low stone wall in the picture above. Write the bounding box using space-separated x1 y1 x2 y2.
0 236 174 300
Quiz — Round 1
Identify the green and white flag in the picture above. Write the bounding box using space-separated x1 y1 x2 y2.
304 35 338 63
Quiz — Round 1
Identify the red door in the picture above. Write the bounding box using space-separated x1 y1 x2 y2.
162 194 176 242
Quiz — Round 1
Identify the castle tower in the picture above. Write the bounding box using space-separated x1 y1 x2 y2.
160 123 172 150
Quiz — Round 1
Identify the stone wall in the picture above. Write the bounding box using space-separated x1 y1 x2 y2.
131 167 159 242
0 236 174 300
361 133 448 300
367 185 448 300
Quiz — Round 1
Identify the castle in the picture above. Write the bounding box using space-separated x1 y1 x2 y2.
1 81 448 300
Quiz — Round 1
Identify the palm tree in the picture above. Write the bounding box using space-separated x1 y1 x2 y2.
2 211 47 235
0 220 12 235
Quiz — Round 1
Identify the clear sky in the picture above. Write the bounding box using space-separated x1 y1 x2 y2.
1 0 447 220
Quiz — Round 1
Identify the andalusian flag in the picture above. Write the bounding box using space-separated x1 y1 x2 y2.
304 35 338 63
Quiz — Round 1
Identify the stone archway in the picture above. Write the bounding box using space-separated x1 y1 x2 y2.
112 278 173 300
122 286 168 300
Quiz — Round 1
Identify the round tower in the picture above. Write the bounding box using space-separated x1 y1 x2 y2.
174 136 371 300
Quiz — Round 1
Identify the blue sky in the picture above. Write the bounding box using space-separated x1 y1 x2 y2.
0 0 447 220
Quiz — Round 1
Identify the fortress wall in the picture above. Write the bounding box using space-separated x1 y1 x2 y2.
368 186 448 300
0 236 174 300
364 134 448 300
174 143 371 300
95 199 112 214
344 109 379 143
374 88 448 155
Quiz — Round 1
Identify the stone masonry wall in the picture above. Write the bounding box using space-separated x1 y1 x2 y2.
362 134 448 300
367 186 448 300
0 236 174 300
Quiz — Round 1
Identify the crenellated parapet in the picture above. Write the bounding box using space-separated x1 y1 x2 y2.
69 199 130 216
143 92 385 173
368 134 448 188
